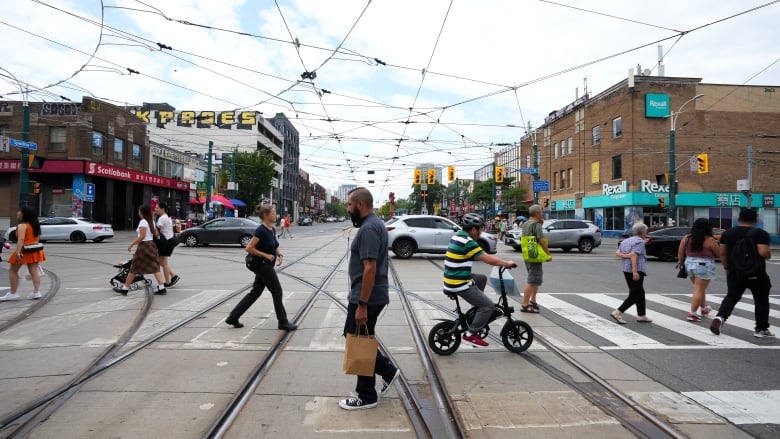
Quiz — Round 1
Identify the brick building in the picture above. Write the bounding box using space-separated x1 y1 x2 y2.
1 97 190 230
517 75 780 238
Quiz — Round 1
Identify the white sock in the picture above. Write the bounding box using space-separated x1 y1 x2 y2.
158 284 165 290
465 331 473 337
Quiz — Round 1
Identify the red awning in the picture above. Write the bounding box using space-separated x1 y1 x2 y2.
188 198 205 205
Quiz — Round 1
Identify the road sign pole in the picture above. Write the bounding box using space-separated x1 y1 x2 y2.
19 102 30 208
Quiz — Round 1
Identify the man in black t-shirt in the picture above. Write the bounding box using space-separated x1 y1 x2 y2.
711 208 773 338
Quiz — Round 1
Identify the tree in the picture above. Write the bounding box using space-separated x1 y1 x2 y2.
220 150 277 207
466 177 519 215
408 183 445 214
324 202 347 217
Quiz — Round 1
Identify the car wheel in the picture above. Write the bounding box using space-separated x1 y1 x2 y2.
392 239 416 259
239 234 252 248
660 246 676 261
70 231 87 243
94 237 104 243
184 234 199 247
577 238 594 253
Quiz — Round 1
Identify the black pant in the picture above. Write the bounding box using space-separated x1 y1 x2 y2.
343 303 396 403
619 271 647 316
717 273 772 331
229 262 288 323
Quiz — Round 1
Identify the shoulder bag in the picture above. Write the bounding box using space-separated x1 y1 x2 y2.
245 253 266 272
22 243 45 253
676 237 688 279
521 222 551 263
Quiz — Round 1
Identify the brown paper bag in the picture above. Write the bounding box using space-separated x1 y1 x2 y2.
343 325 378 376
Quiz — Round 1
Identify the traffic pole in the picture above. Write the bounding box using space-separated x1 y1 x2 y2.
19 101 30 208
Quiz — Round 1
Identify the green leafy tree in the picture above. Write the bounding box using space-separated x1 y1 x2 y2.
325 203 347 217
408 183 446 214
220 150 277 207
466 177 518 214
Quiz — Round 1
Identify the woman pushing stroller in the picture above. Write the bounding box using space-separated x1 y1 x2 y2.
112 205 167 296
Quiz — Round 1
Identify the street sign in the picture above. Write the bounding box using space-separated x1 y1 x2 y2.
0 135 9 152
85 183 95 202
9 138 38 151
519 167 538 174
532 180 550 192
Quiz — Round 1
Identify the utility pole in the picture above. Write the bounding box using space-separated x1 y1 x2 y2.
668 94 704 226
19 100 30 208
528 122 539 205
205 140 213 216
231 145 237 199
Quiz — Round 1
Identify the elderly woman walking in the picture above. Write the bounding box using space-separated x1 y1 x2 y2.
612 222 653 324
1 207 46 301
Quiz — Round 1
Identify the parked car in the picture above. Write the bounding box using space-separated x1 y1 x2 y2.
385 215 497 259
325 216 338 222
178 217 260 247
297 216 313 226
4 217 114 243
504 219 602 253
643 226 724 261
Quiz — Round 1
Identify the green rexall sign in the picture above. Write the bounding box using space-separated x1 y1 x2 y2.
645 94 670 118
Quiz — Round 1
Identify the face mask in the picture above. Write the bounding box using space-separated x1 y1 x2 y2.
349 208 362 227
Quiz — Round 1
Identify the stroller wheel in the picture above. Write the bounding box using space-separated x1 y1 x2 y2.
144 278 153 286
110 279 123 289
130 282 141 290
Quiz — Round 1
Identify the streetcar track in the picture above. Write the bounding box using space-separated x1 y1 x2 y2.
0 234 349 437
413 257 685 438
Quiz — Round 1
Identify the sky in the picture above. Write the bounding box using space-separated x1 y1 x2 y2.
1 0 778 206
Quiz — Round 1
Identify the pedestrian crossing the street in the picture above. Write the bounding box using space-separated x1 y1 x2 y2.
414 291 780 350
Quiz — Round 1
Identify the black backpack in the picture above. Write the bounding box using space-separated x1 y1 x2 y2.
730 228 763 280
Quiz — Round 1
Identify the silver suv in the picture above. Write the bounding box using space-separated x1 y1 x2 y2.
386 215 497 259
504 219 602 253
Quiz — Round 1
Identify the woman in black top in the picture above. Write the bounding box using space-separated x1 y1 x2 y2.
225 205 297 331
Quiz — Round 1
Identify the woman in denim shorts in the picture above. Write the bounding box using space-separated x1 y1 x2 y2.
677 218 721 322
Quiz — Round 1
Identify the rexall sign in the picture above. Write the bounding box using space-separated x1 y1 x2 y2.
645 93 670 118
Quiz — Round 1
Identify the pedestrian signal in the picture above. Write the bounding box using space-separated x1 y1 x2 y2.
543 197 550 208
696 153 709 174
427 168 436 185
413 169 422 185
495 166 504 183
33 182 41 194
658 197 666 208
447 166 455 182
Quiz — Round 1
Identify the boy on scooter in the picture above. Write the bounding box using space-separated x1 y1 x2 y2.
443 213 518 347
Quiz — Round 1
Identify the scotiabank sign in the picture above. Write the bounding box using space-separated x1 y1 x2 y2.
86 162 189 190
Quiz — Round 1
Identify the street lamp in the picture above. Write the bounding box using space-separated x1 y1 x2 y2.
668 93 704 226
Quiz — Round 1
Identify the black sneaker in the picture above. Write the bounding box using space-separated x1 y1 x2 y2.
338 397 377 410
278 321 298 331
379 369 401 397
710 316 723 335
113 286 128 296
225 317 244 328
168 275 180 287
154 286 167 295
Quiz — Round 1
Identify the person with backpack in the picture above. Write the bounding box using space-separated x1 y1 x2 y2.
711 208 773 338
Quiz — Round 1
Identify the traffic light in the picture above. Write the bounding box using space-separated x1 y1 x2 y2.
447 166 455 182
696 153 709 174
427 168 436 185
33 182 41 194
658 197 666 208
495 166 504 183
413 169 422 185
543 197 550 208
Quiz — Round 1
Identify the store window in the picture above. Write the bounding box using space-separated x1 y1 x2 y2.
709 207 734 229
604 207 625 232
612 155 622 179
49 127 66 152
114 138 124 160
92 131 105 156
612 116 622 138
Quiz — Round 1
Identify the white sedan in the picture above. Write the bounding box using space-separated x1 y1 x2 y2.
4 217 114 243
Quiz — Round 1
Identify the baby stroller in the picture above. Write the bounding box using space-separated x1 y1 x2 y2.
110 259 152 290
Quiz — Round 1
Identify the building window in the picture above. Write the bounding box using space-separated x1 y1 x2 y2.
560 170 566 189
526 154 531 168
132 143 142 164
553 172 558 190
114 138 124 160
92 131 105 156
568 137 573 155
49 127 66 152
604 207 625 231
554 142 559 159
592 126 601 145
612 155 622 179
568 168 573 188
612 116 622 138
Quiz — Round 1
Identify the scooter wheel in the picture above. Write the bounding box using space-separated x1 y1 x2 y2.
501 320 533 353
428 321 461 355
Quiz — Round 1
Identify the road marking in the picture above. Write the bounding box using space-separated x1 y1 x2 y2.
683 390 780 424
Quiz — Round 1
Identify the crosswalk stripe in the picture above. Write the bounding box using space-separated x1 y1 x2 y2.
582 294 756 349
645 295 761 335
541 294 664 349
